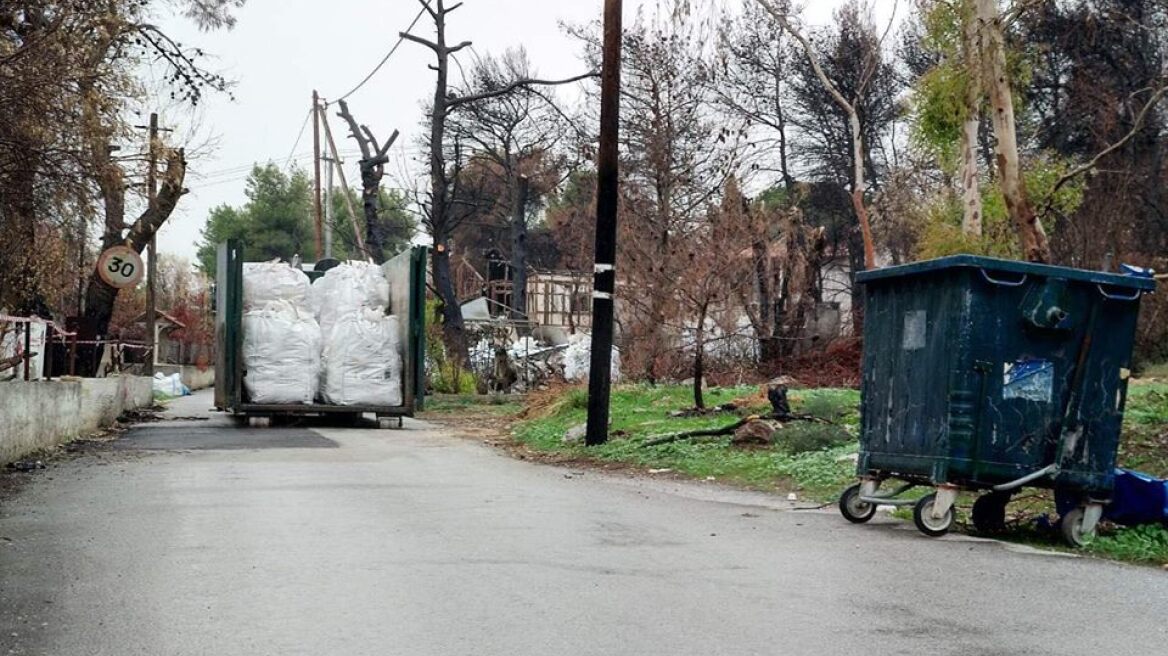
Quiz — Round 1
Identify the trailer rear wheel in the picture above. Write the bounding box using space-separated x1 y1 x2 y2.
913 494 953 537
839 484 877 524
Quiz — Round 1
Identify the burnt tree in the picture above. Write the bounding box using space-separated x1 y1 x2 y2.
336 99 399 261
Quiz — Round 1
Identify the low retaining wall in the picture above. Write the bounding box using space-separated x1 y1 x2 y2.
155 364 215 391
0 376 152 465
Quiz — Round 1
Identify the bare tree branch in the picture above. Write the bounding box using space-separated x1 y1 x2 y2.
1041 83 1168 216
445 71 599 115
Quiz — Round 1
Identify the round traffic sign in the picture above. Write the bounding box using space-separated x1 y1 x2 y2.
96 246 144 289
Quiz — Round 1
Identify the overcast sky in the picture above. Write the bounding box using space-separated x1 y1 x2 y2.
153 0 896 263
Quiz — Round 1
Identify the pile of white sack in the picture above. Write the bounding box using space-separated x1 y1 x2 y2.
242 300 321 404
312 262 402 407
320 308 403 406
563 333 621 382
241 262 320 404
240 259 403 407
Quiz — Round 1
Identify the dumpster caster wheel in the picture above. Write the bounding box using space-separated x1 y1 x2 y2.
248 416 271 429
913 494 953 537
1060 507 1097 547
972 492 1011 534
839 484 877 524
378 417 402 430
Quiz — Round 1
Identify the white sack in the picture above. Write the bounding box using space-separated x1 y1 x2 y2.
153 372 189 397
320 309 402 406
311 262 390 336
242 261 311 311
563 333 621 382
242 301 321 404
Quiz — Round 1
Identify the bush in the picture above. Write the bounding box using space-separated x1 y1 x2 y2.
775 423 853 454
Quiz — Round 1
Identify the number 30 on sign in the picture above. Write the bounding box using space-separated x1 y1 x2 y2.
96 246 144 289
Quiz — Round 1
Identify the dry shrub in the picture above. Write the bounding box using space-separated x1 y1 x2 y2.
519 383 588 420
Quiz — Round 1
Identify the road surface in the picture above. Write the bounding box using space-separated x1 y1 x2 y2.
2 390 1166 655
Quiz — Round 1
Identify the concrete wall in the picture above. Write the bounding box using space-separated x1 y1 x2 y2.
155 364 215 391
0 376 152 465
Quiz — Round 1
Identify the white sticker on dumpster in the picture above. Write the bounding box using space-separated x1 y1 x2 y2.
1003 359 1053 402
902 310 927 350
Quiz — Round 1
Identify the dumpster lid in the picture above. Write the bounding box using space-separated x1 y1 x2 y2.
855 254 1156 291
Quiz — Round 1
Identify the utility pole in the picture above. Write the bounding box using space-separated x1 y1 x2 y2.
145 112 158 378
319 110 369 260
312 90 324 260
322 155 335 259
585 0 622 447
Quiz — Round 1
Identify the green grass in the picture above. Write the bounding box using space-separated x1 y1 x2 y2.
1086 524 1168 564
513 384 860 497
512 380 1168 564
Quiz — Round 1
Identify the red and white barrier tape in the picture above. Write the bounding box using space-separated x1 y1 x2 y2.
0 314 78 337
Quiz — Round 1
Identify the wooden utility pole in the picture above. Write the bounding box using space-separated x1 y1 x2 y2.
585 0 623 447
320 110 369 260
145 112 158 377
312 91 324 260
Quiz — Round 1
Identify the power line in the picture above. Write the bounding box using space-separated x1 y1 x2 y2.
329 5 428 105
284 109 313 170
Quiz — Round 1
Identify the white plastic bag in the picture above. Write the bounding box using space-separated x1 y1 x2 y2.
242 301 321 404
242 261 311 311
320 309 403 406
311 261 390 336
152 372 190 397
563 333 621 382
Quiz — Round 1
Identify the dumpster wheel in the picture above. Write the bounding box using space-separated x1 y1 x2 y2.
1060 507 1098 547
912 494 954 537
838 484 877 523
971 492 1011 534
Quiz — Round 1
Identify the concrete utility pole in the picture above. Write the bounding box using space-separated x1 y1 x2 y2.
585 0 623 447
312 90 325 260
322 155 335 259
145 112 158 377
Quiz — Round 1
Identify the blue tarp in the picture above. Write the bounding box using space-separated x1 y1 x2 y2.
1106 469 1168 526
1055 469 1168 526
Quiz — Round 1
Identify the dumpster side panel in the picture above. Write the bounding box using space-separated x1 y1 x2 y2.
859 271 962 482
213 241 244 410
382 246 428 413
967 275 1140 494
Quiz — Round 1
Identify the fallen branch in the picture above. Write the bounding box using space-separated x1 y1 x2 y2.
640 411 834 448
642 416 757 447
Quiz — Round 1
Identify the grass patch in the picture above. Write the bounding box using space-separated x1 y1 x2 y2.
510 380 1168 564
513 384 860 497
1087 524 1168 563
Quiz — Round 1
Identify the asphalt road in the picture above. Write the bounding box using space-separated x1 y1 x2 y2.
2 391 1167 656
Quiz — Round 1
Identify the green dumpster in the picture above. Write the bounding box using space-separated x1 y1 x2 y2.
836 255 1154 545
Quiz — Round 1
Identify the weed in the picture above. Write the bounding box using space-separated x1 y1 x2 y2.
1087 524 1168 564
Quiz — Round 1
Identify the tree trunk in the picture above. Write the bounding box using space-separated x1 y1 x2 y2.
752 239 780 365
510 175 529 321
79 150 187 376
693 305 707 410
849 112 876 270
423 0 470 367
0 150 42 315
977 0 1050 262
360 164 384 259
959 4 983 236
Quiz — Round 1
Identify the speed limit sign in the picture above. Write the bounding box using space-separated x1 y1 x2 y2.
96 246 144 289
